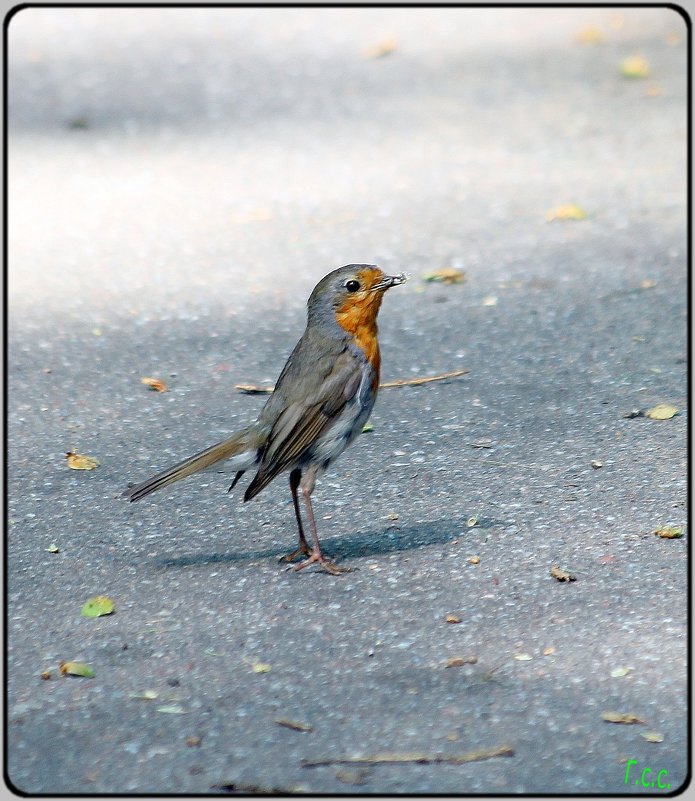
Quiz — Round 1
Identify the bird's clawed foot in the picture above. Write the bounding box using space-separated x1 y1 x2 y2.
278 542 311 564
293 549 352 576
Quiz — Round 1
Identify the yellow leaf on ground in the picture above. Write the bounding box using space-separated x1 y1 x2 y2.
620 55 650 79
601 711 644 724
641 731 664 743
645 403 678 420
576 25 604 45
140 377 168 393
252 662 271 674
654 526 683 539
422 267 466 284
66 452 100 470
546 204 588 222
59 661 95 678
81 595 115 617
130 690 159 700
550 565 576 582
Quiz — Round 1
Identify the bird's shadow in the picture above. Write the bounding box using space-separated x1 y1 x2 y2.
153 517 503 570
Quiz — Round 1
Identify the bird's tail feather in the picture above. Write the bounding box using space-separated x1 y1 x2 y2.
123 427 260 502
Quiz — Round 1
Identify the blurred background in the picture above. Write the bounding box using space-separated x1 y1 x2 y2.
8 7 686 317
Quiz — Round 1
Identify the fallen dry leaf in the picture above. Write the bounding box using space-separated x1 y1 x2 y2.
514 654 533 662
445 614 462 624
654 526 683 539
361 422 374 433
130 690 159 700
45 544 60 553
601 711 644 724
550 565 576 582
156 705 186 714
186 736 202 747
66 452 99 470
620 55 650 79
234 383 274 395
251 662 271 674
576 24 604 44
466 516 479 528
610 667 631 678
546 204 588 222
645 403 678 420
591 460 603 469
422 267 466 285
140 377 168 393
275 718 314 733
81 595 115 618
59 661 95 678
467 555 480 564
641 731 664 743
40 670 51 680
363 37 398 59
542 646 556 656
445 656 477 668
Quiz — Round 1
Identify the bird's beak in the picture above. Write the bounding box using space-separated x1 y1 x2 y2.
372 272 408 291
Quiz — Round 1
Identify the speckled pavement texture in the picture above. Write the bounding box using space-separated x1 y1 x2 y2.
7 6 688 794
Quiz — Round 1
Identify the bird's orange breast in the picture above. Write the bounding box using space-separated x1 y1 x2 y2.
335 295 382 387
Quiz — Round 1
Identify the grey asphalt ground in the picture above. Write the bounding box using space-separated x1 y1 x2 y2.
6 6 689 795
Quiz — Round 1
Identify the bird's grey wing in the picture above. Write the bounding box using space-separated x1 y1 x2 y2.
244 349 363 500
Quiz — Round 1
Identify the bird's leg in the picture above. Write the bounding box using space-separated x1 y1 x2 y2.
293 468 351 575
279 469 311 563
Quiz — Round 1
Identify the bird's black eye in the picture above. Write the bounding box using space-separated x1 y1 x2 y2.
345 279 361 293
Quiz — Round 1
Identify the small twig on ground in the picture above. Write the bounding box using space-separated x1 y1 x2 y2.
379 369 469 388
235 368 469 395
275 718 314 732
301 744 514 768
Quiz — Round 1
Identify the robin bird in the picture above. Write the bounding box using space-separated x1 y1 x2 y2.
123 264 407 574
